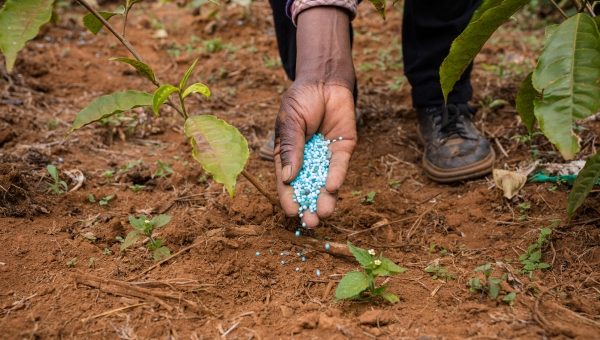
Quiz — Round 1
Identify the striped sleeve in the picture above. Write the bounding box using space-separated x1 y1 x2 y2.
286 0 359 25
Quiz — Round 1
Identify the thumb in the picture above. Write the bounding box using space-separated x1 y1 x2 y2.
275 113 305 184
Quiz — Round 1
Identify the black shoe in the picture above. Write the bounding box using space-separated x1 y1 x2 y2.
417 104 495 183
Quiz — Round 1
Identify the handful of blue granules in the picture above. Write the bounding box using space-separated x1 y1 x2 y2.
291 133 340 220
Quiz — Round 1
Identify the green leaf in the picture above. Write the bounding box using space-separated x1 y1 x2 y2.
537 262 551 269
184 115 249 197
153 246 171 261
533 14 600 160
372 258 405 277
488 279 501 299
47 164 59 181
182 82 211 99
152 214 171 229
120 231 140 251
529 250 542 262
83 10 123 35
568 152 600 216
179 58 199 90
347 242 374 267
128 215 147 230
468 278 481 291
335 271 369 300
0 0 54 72
503 292 516 303
470 0 503 23
515 72 537 134
474 263 493 277
440 0 528 102
71 91 153 132
110 57 156 84
372 285 388 296
381 291 399 304
544 24 559 46
366 0 386 19
152 85 179 115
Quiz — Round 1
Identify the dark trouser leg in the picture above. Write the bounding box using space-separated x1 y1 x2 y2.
402 0 482 108
268 1 358 102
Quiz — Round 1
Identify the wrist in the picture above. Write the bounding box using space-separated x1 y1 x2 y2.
295 7 355 90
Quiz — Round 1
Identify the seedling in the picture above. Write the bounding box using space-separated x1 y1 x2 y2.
335 242 406 303
66 257 77 268
519 227 552 278
467 263 516 304
129 184 146 192
46 165 68 194
153 160 173 178
87 194 96 203
517 202 531 221
121 214 171 261
363 191 376 205
424 263 455 281
99 195 115 206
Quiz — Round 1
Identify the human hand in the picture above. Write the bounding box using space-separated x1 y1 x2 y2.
274 7 356 228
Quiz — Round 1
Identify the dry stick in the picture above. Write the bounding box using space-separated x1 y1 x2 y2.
241 169 279 206
81 303 147 323
290 237 352 258
347 216 415 238
128 241 204 281
533 284 577 337
549 0 569 18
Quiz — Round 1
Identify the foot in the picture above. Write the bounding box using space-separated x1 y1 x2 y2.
417 104 494 183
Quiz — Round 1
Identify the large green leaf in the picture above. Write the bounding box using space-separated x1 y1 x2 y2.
440 0 528 102
532 13 600 160
347 242 373 267
184 115 249 197
335 271 369 300
567 152 600 217
111 57 156 84
82 9 124 35
0 0 54 72
70 91 153 132
515 72 537 133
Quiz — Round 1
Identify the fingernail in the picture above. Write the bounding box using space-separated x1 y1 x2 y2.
282 165 292 182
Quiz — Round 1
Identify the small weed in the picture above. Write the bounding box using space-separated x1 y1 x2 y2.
363 191 376 204
351 190 362 197
387 76 405 92
467 263 516 304
519 227 552 278
359 62 375 72
203 38 223 53
46 165 68 194
335 242 406 303
66 257 77 268
154 160 174 178
87 194 96 203
424 262 455 281
428 244 449 256
46 118 60 131
121 214 172 262
517 202 531 221
388 179 403 189
99 195 115 206
102 169 115 179
103 247 112 256
262 55 281 69
129 184 146 192
88 257 96 268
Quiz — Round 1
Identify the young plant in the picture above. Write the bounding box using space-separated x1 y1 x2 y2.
519 227 552 278
46 165 68 194
121 214 171 261
335 242 406 303
424 262 456 281
467 263 516 304
153 160 174 178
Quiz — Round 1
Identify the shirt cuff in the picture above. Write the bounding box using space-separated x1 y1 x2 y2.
287 0 358 25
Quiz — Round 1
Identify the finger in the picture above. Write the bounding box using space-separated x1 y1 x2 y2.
316 189 337 218
301 210 320 228
275 110 305 185
325 144 353 194
274 149 300 216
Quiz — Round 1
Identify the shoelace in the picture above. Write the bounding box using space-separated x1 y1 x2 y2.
439 104 475 141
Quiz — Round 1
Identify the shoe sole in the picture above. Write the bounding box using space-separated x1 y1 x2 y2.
416 125 495 183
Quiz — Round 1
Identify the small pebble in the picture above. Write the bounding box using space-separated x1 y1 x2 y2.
255 252 260 256
281 260 286 265
315 269 321 277
301 256 306 262
295 230 301 237
325 243 331 251
295 267 300 272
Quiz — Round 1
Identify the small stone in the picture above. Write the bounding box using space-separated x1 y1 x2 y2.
295 230 301 237
324 243 331 251
358 310 396 326
301 256 306 262
255 251 260 256
315 269 321 277
295 267 300 272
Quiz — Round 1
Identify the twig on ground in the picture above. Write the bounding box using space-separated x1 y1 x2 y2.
347 216 415 238
494 138 510 158
290 237 352 258
533 284 577 337
405 203 437 240
81 303 147 322
129 241 204 281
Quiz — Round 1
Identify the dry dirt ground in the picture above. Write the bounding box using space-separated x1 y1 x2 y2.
1 1 599 339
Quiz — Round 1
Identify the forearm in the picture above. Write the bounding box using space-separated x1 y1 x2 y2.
295 7 355 90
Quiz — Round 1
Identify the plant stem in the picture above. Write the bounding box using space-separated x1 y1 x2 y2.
74 0 143 62
550 0 569 18
178 93 189 120
241 169 278 206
